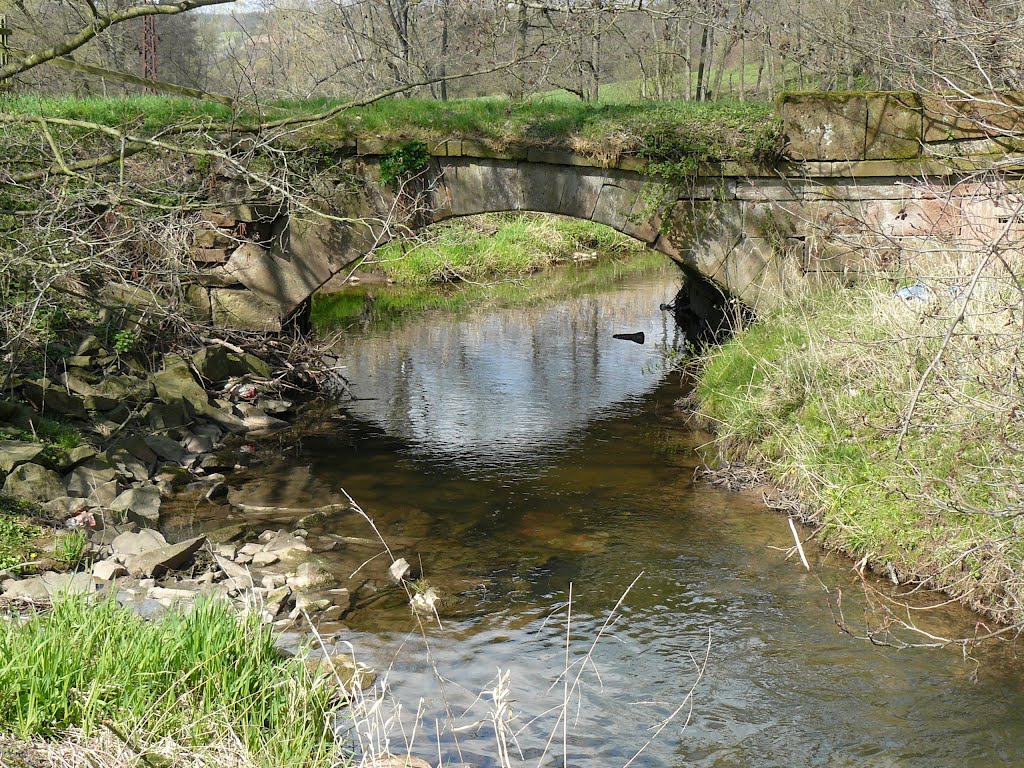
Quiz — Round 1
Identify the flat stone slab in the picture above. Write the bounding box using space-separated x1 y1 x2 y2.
2 571 96 600
125 535 207 578
0 441 46 475
111 528 168 557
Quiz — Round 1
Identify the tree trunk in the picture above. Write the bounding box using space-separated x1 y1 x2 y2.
695 23 709 100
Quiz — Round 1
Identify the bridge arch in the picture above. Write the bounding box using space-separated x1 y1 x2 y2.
190 92 1021 331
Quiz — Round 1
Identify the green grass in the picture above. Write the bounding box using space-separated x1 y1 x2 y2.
0 598 344 767
0 495 42 573
369 213 648 285
694 283 1024 624
312 247 672 333
1 93 782 168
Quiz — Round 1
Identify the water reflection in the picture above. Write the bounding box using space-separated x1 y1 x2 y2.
181 269 1024 768
336 278 681 465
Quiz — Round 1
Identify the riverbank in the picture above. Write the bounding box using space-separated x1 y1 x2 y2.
691 276 1024 626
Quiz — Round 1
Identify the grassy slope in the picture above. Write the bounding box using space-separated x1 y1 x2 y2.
1 94 782 167
0 598 342 768
694 283 1024 624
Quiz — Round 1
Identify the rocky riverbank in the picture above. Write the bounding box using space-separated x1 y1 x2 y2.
0 334 379 633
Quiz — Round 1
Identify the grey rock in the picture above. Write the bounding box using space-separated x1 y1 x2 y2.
153 355 210 410
143 434 186 463
295 594 331 612
123 597 167 621
65 459 118 498
109 485 162 525
86 480 121 508
3 572 96 599
251 551 280 567
237 404 288 432
215 554 254 591
0 441 46 474
108 437 157 481
92 560 129 581
327 587 352 613
60 445 99 472
43 496 91 518
3 462 65 503
288 561 334 590
18 379 86 417
111 529 168 556
148 401 194 430
147 586 196 603
125 535 206 578
77 335 102 355
265 585 292 616
182 432 215 454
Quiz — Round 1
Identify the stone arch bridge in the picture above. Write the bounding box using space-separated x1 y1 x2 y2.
185 92 1024 331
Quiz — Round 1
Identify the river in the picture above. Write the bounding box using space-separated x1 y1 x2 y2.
221 265 1024 767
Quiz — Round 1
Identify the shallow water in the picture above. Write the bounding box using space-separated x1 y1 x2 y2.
212 269 1024 767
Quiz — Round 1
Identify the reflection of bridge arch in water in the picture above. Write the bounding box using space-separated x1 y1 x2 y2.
336 275 683 466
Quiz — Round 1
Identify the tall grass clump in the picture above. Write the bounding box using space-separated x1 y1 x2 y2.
694 263 1024 625
0 598 343 767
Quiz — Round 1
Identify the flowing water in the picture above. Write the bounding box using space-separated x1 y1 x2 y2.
200 266 1024 767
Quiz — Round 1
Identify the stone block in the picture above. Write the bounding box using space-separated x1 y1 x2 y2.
557 170 606 220
201 210 237 228
225 242 331 318
591 182 642 233
210 290 282 332
194 228 235 249
805 233 901 275
722 237 803 309
447 159 524 216
184 285 212 322
519 163 571 214
922 93 1024 142
865 93 923 160
781 93 867 162
526 148 603 168
192 248 230 264
220 203 283 223
735 178 804 201
356 137 393 156
461 140 527 161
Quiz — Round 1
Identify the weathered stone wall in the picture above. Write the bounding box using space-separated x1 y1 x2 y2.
188 91 1024 329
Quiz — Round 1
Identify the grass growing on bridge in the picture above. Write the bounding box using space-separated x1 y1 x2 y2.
1 93 782 168
694 278 1024 625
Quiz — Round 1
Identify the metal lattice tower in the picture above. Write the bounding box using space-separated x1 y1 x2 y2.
141 13 158 86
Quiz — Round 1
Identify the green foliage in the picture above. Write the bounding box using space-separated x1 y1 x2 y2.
378 140 431 186
112 328 137 356
54 531 87 568
0 495 42 573
694 284 1024 622
0 598 343 767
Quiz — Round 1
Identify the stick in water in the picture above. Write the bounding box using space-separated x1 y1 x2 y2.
789 517 810 571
